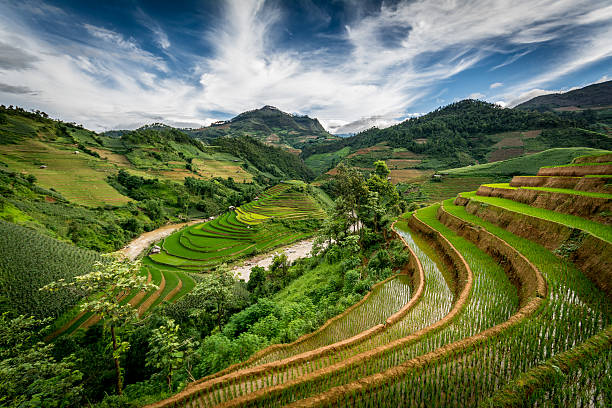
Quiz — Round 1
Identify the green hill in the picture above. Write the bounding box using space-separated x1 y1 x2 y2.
0 106 313 251
515 80 612 111
302 100 612 176
187 105 338 152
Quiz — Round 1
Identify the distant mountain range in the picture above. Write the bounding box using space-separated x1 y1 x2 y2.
516 80 612 111
186 105 338 152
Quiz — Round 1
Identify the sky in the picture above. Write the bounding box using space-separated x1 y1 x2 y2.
0 0 611 134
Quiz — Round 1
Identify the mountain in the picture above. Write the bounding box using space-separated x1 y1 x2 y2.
302 100 611 178
186 105 338 152
515 80 612 111
0 105 313 250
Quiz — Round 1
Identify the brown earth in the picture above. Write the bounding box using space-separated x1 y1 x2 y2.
573 153 612 164
458 197 612 299
488 147 525 162
537 164 612 177
510 175 612 194
476 185 612 224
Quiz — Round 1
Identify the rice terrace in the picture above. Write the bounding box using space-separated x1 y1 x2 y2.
1 1 612 407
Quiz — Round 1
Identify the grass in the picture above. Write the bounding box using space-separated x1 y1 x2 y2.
540 161 612 168
304 146 351 175
482 183 612 199
0 139 131 207
146 183 325 273
337 199 611 407
441 148 611 177
462 191 612 242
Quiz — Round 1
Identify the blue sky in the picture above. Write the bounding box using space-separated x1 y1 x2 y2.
0 0 611 133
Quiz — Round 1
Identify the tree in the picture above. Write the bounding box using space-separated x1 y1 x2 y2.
0 314 83 407
146 318 196 392
42 257 157 395
373 160 390 178
189 268 236 330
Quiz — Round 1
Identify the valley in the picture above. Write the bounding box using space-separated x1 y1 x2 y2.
1 81 611 407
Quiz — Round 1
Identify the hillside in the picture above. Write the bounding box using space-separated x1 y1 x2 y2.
186 105 338 152
515 80 612 111
302 100 612 178
148 152 612 408
0 106 312 250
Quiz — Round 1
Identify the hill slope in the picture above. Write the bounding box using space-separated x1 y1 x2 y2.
0 106 313 250
302 100 611 176
515 80 612 111
186 105 338 152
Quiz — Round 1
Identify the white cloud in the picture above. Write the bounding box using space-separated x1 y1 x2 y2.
469 92 485 99
1 0 612 132
594 75 610 84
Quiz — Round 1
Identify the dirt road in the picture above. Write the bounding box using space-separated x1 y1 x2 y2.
118 219 204 261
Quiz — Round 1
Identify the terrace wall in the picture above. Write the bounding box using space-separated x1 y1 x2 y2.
149 229 425 407
285 212 544 407
457 197 612 299
476 185 612 224
510 175 611 194
537 164 612 177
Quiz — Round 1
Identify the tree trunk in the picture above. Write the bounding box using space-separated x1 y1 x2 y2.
111 325 123 395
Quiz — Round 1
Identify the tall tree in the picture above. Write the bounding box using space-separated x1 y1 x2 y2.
42 257 156 395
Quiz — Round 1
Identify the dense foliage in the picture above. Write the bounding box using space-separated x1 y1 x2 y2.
187 105 336 150
0 220 102 319
302 100 608 169
214 136 315 181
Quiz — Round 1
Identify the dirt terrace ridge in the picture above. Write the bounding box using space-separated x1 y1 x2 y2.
457 196 612 299
510 175 611 194
286 208 546 407
537 163 612 177
476 185 612 225
147 226 424 408
207 213 473 408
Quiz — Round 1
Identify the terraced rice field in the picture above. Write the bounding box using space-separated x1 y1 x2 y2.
148 183 325 272
149 153 612 407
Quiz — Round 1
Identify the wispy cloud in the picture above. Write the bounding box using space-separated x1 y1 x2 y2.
0 0 611 132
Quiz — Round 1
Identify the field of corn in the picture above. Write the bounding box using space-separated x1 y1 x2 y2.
148 152 612 407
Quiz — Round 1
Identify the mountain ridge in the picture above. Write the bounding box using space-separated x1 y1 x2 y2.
515 80 612 111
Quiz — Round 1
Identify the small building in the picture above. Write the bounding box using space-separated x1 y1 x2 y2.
39 165 47 169
74 150 79 154
150 245 161 255
228 205 236 211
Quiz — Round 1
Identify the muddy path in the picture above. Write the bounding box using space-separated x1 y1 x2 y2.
117 219 205 261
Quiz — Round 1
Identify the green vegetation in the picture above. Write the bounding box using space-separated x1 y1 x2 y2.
304 146 351 175
462 191 612 242
0 219 103 319
303 100 599 170
188 105 337 151
147 183 325 272
441 147 610 176
482 182 612 199
0 106 318 251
